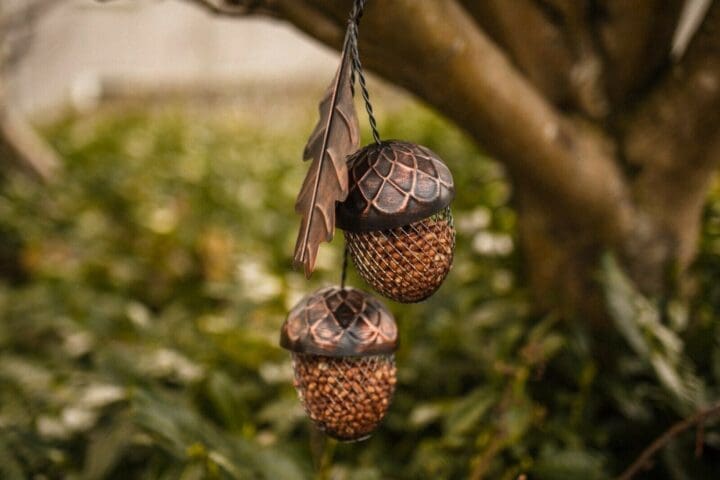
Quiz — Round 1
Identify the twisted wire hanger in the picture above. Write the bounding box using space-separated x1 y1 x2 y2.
348 0 381 145
342 0 378 290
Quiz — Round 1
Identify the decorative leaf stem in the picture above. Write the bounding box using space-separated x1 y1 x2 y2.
293 29 360 277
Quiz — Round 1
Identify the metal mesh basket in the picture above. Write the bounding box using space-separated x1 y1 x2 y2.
291 353 397 442
344 207 455 303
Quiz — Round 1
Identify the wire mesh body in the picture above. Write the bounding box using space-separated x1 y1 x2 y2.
345 207 455 303
292 353 396 442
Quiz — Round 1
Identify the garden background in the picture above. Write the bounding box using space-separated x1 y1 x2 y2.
2 1 720 479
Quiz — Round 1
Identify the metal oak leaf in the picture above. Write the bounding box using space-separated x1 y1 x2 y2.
293 36 360 277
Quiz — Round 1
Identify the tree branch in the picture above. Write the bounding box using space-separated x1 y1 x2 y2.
460 0 609 118
273 1 344 48
1 0 63 182
542 0 609 118
179 0 278 17
672 0 714 59
616 401 720 480
458 0 575 108
626 1 720 172
106 0 636 246
1 0 64 71
625 1 720 269
0 107 60 182
595 0 684 106
279 0 635 245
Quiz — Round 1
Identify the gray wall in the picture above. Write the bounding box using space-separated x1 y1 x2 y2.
8 0 337 115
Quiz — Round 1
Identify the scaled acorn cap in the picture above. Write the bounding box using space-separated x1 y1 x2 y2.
280 286 398 357
336 140 455 232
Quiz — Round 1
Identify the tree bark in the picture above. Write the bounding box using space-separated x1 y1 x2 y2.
623 2 720 293
1 0 63 182
115 0 720 320
0 106 60 182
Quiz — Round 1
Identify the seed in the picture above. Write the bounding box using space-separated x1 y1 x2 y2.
345 210 455 303
291 353 396 442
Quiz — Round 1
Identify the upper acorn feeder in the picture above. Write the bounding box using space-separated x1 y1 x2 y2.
337 141 456 303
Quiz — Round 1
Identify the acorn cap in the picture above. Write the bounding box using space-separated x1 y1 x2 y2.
336 140 455 232
280 286 398 357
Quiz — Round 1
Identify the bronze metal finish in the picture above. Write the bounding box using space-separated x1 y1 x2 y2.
336 140 455 232
280 286 398 357
293 29 360 277
345 207 455 302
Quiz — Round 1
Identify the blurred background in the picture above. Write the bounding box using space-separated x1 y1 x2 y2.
6 1 339 114
1 1 720 479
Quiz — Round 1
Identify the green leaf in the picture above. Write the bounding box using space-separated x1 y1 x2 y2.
600 253 707 414
0 437 25 480
133 389 304 479
82 416 135 480
533 448 607 480
443 388 496 439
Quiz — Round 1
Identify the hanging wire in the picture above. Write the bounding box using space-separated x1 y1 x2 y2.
340 244 349 289
340 0 378 289
348 0 381 145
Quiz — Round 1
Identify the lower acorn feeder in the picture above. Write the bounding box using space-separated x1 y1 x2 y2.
337 141 456 303
280 286 398 441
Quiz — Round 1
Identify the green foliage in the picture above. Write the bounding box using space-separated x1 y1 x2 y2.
0 101 719 479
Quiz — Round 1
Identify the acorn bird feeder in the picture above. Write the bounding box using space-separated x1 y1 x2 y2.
280 286 398 441
282 0 455 442
337 140 455 303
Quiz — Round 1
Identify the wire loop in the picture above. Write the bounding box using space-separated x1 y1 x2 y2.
340 0 380 288
348 0 381 144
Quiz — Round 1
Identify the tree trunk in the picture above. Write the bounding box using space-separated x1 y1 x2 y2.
151 0 720 320
1 0 62 182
